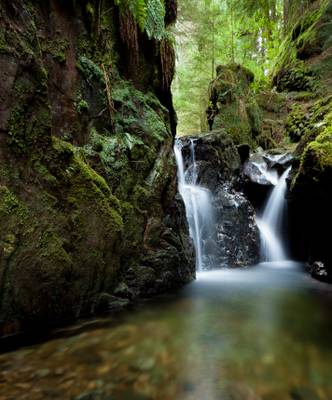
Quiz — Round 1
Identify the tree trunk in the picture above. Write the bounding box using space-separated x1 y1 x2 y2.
283 0 290 35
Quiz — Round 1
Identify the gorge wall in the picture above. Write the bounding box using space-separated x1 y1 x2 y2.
0 0 194 336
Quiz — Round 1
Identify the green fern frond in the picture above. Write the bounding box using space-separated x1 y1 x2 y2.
145 0 165 40
115 0 166 40
134 0 148 31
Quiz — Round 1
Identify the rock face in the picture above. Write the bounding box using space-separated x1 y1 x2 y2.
180 130 260 268
0 0 194 336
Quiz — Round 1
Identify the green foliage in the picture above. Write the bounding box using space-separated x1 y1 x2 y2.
115 0 166 40
173 0 284 134
77 56 104 84
286 104 307 142
272 0 329 89
293 113 332 190
145 0 166 39
76 99 89 113
112 79 170 145
40 37 69 63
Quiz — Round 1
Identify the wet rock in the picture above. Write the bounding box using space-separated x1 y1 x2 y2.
180 130 241 188
244 154 278 186
263 152 294 172
289 119 332 275
244 151 293 186
309 261 331 283
237 144 251 164
114 283 136 300
92 294 130 314
213 185 259 267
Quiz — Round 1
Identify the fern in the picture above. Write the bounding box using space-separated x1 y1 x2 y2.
145 0 165 40
133 0 148 31
115 0 166 40
122 132 144 150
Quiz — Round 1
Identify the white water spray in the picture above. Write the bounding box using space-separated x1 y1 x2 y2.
174 139 214 271
257 166 291 262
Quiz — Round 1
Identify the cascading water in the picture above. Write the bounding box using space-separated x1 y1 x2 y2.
257 166 291 262
174 139 214 271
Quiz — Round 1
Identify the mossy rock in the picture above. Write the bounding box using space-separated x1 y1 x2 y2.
274 64 319 93
207 64 261 146
293 95 332 155
272 1 332 94
286 104 308 142
0 137 125 332
292 109 332 192
256 91 287 114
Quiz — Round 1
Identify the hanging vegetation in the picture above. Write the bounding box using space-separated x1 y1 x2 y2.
115 0 167 40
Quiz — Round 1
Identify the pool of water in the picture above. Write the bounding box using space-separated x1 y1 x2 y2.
1 262 332 400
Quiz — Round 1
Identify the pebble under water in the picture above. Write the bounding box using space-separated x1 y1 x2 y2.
1 263 332 400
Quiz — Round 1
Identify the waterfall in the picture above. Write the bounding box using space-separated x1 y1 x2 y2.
174 139 214 271
257 166 291 262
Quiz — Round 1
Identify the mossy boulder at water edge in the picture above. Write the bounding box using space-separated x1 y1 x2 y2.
0 0 194 336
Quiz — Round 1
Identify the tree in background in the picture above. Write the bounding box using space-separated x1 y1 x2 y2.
173 0 284 135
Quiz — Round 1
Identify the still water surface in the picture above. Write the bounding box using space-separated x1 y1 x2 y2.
1 262 332 400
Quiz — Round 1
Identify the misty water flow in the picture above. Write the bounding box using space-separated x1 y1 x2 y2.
257 166 292 262
174 139 214 271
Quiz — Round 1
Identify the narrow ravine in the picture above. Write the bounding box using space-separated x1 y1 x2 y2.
1 0 332 399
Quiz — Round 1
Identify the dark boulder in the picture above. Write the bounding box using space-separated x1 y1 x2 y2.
308 261 332 283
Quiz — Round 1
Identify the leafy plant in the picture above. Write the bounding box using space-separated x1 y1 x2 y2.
115 0 166 40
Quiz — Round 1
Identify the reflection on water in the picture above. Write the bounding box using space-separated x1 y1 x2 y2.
1 263 332 400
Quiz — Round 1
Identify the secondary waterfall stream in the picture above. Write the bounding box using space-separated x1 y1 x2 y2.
257 166 292 262
174 139 214 271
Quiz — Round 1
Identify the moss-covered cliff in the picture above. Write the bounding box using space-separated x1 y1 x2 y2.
0 0 194 336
